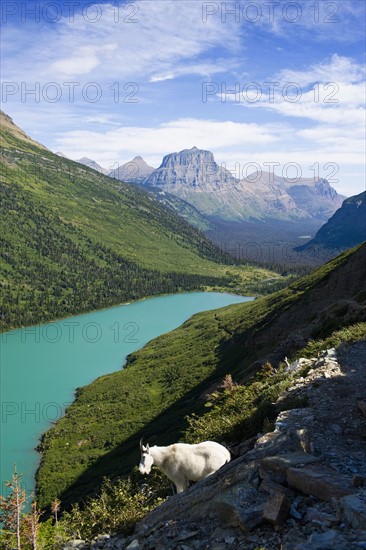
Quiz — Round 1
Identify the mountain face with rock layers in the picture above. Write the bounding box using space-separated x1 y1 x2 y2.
296 191 366 254
144 146 237 191
143 147 345 223
67 146 345 225
109 155 155 185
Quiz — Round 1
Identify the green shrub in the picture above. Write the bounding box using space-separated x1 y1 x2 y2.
59 473 168 541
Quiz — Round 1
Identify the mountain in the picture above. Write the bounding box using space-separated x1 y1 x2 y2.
296 191 366 255
36 243 366 508
109 155 155 185
0 112 245 331
76 156 108 175
143 147 344 223
144 146 236 191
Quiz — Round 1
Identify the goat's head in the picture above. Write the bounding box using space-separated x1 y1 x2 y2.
139 439 154 474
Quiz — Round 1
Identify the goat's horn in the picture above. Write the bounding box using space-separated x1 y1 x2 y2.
139 438 144 451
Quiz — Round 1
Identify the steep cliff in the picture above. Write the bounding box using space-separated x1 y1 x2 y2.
143 147 344 223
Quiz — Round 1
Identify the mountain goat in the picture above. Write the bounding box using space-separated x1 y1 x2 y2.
138 439 230 493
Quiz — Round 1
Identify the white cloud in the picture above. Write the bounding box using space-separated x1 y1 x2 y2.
55 118 278 165
2 2 240 84
275 54 365 85
51 115 364 196
221 55 365 127
82 115 120 125
149 60 239 83
50 44 117 77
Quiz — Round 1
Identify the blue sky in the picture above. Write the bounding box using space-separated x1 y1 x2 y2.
1 0 365 195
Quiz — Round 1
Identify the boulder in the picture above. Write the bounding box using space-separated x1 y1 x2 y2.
336 493 366 529
287 464 355 501
263 492 291 525
260 452 319 479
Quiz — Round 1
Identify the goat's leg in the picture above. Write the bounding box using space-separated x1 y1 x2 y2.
175 477 188 493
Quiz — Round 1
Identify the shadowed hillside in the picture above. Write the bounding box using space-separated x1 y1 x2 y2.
36 244 366 509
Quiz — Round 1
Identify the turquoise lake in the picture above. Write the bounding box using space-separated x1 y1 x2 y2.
0 292 252 498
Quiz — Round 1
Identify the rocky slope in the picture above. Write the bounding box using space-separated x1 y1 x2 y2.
296 191 366 256
37 244 366 510
110 156 155 185
143 147 344 223
64 342 366 549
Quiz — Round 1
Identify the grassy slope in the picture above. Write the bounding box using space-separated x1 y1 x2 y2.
0 116 281 330
36 243 366 508
0 127 226 272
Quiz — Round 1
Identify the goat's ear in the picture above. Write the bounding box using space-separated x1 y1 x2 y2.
146 443 150 453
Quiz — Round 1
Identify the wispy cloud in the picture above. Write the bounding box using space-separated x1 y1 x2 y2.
253 0 366 43
2 1 240 84
219 55 365 125
2 1 364 196
55 117 279 164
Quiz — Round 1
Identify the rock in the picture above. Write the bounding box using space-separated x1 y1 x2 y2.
290 501 302 520
330 424 342 434
126 540 140 550
263 492 291 525
357 400 366 416
260 452 319 478
112 539 128 550
337 493 366 529
259 477 294 498
215 502 264 531
64 541 86 549
285 358 314 374
287 529 347 549
308 529 346 548
239 504 265 531
304 507 338 526
353 475 366 488
287 464 355 501
326 348 337 359
175 531 199 542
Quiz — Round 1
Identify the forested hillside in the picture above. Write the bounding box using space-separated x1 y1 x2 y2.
0 112 280 331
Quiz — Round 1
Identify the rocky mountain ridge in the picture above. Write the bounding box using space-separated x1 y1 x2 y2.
109 156 155 185
143 147 344 222
63 342 366 549
98 146 345 223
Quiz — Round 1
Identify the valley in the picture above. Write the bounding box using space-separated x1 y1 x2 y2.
0 112 283 332
36 243 366 511
74 147 354 266
1 2 365 547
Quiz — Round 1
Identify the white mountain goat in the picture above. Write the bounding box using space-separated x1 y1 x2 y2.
138 439 231 493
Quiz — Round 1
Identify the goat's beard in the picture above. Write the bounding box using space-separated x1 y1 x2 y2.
139 457 153 474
